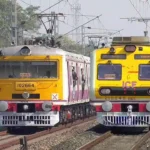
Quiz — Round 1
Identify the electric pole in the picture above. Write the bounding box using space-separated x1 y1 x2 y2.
71 0 81 42
120 17 150 37
11 0 17 46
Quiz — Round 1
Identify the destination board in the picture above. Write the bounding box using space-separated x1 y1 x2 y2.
101 54 126 59
134 54 150 59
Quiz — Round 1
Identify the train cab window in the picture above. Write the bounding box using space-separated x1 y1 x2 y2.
97 64 122 80
139 65 150 80
0 61 58 79
31 61 57 78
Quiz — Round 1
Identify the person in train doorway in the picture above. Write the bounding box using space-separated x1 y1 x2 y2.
72 66 78 100
81 68 86 99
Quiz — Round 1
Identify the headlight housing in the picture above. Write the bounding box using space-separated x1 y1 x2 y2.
102 101 112 112
0 101 8 112
99 88 111 95
42 101 52 112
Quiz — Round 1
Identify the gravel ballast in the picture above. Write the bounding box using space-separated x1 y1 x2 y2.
12 120 99 150
51 130 100 150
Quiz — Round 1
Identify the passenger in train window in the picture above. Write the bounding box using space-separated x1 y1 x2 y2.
81 68 86 98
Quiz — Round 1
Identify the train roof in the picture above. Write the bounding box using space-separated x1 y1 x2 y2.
111 36 150 46
0 45 90 63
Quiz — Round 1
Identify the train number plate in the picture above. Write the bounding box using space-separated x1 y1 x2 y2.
15 82 37 91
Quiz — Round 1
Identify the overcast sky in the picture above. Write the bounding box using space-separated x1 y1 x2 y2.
18 0 150 40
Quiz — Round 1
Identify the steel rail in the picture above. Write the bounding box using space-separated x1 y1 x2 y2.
130 131 150 150
0 116 95 150
77 131 112 150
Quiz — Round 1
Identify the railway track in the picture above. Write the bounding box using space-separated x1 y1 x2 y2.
77 128 150 150
0 116 95 150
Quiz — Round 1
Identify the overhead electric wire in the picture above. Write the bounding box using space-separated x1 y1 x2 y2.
60 13 96 17
18 0 66 30
39 0 65 14
129 0 150 28
43 19 75 28
66 0 89 20
19 0 32 6
109 29 124 37
57 20 75 28
57 14 102 39
66 0 108 36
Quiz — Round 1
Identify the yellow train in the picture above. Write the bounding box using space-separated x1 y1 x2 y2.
0 45 95 130
90 36 150 127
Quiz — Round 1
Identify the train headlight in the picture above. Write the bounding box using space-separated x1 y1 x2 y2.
102 101 112 112
42 101 52 112
0 101 8 112
22 92 30 99
20 46 31 56
146 102 150 112
100 88 111 95
23 104 29 111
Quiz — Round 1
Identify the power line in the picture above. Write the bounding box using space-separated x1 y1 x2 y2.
66 1 106 32
58 20 75 28
44 19 75 28
129 0 150 28
40 0 65 14
19 0 32 6
97 18 107 31
19 0 66 30
57 14 102 39
60 13 96 17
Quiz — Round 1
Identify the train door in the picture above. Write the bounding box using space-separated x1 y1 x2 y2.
78 62 84 100
83 63 88 99
86 64 90 98
68 61 79 102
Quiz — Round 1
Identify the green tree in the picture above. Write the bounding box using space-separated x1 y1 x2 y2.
19 6 41 31
58 35 91 56
0 0 40 47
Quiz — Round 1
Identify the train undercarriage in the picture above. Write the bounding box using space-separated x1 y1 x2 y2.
4 102 96 132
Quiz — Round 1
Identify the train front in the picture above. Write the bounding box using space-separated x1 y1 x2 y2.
90 36 150 127
0 45 63 128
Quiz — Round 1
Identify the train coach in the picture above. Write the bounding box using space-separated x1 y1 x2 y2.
90 36 150 127
0 45 94 130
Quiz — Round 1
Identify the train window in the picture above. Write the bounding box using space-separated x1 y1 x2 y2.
0 61 58 79
139 65 150 80
97 64 122 80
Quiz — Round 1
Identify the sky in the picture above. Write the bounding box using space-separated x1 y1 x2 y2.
18 0 150 42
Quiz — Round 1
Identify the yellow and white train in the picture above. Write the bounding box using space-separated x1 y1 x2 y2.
0 45 95 130
90 36 150 127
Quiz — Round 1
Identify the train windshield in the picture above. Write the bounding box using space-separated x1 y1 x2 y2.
0 61 57 79
139 65 150 80
98 64 121 80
